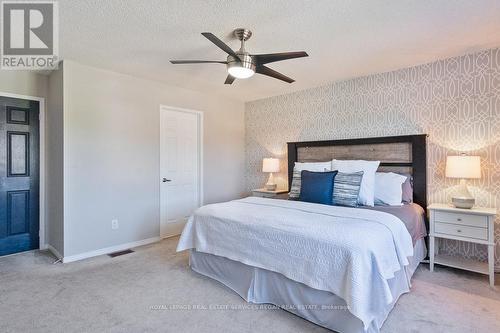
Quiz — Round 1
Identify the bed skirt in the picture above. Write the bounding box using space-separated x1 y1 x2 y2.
189 238 426 333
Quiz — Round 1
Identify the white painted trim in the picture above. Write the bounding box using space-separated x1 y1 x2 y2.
0 91 46 249
47 244 63 260
159 105 204 239
62 237 160 263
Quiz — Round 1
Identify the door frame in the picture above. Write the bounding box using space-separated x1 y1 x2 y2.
0 91 46 250
159 105 204 238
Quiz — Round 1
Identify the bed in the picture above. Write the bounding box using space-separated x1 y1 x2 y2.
177 135 428 333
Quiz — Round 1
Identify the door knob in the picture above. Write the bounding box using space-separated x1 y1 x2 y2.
162 178 171 183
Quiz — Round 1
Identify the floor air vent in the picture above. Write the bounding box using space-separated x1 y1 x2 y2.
108 249 134 258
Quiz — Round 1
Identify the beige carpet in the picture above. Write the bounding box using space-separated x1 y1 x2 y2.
1 237 499 333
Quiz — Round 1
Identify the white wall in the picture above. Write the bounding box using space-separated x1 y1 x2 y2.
46 65 65 256
62 60 245 257
0 71 48 98
0 62 245 260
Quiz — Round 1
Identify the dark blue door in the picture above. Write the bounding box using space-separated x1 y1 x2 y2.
0 96 39 256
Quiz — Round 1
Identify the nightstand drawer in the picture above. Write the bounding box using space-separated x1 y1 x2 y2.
434 211 488 228
434 222 488 240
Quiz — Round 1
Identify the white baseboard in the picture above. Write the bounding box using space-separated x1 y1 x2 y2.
47 244 63 260
62 237 160 263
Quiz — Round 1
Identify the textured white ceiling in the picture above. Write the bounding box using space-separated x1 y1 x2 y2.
58 0 500 102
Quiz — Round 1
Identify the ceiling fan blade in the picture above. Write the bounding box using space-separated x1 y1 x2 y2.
256 65 294 83
252 51 308 65
201 32 240 61
170 60 227 64
224 75 236 85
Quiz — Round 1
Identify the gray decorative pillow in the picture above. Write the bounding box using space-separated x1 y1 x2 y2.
332 171 364 207
288 169 302 199
401 174 413 203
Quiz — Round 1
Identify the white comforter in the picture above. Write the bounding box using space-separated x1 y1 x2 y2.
177 197 414 329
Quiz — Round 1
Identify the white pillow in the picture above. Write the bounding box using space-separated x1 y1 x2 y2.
330 159 380 206
294 161 332 172
374 172 407 206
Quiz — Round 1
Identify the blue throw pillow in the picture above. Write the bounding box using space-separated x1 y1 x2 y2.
299 170 338 205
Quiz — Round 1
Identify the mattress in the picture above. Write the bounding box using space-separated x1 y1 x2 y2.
190 239 426 333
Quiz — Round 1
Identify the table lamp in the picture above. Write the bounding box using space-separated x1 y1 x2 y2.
445 154 481 209
262 158 280 191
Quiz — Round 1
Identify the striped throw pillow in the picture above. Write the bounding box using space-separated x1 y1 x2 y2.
288 169 302 199
332 171 364 207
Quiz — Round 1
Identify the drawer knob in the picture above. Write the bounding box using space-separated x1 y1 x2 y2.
457 229 462 233
457 218 462 221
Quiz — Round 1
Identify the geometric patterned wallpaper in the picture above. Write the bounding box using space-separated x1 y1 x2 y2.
245 48 500 269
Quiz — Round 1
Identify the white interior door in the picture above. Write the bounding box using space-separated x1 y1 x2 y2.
160 106 202 238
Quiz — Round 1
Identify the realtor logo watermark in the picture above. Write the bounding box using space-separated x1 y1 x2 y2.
1 1 58 70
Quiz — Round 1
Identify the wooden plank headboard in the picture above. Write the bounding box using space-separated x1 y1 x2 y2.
287 135 427 209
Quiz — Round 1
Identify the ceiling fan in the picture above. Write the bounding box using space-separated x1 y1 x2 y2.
170 28 308 84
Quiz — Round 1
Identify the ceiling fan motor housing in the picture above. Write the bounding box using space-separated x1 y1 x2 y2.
227 53 255 73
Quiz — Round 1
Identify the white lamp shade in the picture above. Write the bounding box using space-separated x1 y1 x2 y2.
262 158 280 173
445 155 481 179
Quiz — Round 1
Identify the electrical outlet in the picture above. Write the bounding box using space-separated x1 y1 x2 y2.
111 219 119 230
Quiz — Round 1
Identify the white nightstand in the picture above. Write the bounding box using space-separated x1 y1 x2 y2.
428 203 497 287
251 188 288 199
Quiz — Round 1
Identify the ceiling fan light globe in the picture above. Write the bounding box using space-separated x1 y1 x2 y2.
228 66 255 79
227 53 255 79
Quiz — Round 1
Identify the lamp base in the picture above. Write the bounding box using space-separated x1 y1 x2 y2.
451 179 475 209
265 172 277 191
265 183 277 191
452 197 475 209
